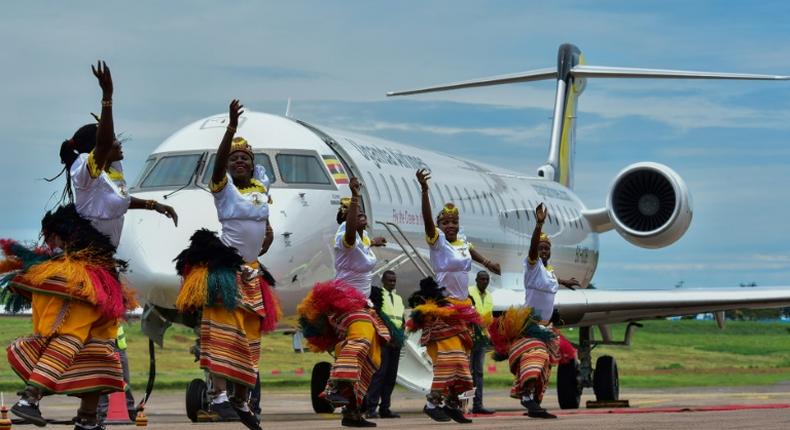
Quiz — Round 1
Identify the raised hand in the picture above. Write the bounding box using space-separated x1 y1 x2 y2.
349 177 362 197
229 99 244 129
91 61 113 100
535 203 547 224
416 168 431 191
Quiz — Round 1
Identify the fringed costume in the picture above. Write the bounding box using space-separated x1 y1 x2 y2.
488 306 559 402
0 205 136 398
298 280 390 407
175 139 280 396
408 224 481 412
174 229 280 388
406 277 482 404
297 218 390 414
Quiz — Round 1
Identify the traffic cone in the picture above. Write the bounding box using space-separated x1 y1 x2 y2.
0 406 11 430
105 392 132 423
487 364 497 374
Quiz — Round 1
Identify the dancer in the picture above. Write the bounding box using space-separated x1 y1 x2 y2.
1 60 176 430
488 203 560 419
174 100 279 430
407 169 500 424
297 177 391 428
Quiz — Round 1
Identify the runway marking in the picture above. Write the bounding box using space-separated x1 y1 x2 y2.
468 403 790 418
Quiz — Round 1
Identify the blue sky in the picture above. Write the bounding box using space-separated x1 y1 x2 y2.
1 1 789 290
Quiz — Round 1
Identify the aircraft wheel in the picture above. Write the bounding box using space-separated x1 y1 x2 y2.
593 355 619 401
311 361 335 413
556 359 582 409
185 378 208 422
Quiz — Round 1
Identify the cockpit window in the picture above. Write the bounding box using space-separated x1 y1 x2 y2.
276 154 330 184
201 153 276 185
140 154 202 188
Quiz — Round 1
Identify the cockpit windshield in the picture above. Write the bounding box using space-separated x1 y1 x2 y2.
139 154 202 188
201 153 277 185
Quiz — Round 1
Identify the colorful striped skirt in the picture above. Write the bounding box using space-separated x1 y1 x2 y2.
328 313 383 407
508 336 560 401
6 295 124 395
199 305 262 388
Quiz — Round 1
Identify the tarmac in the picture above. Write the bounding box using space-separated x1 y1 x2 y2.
12 384 790 430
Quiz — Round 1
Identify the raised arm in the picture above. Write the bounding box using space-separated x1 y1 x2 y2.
91 61 114 170
416 169 436 238
470 248 501 275
343 177 362 246
211 99 244 186
528 203 547 264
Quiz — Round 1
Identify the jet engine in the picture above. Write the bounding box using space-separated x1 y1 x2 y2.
584 162 692 249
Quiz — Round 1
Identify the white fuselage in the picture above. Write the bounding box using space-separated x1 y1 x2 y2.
119 112 599 316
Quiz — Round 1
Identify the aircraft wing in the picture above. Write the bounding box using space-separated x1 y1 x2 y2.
493 287 790 327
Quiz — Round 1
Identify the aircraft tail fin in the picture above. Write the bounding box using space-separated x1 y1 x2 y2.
387 43 789 189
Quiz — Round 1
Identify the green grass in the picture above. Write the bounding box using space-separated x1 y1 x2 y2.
0 317 788 392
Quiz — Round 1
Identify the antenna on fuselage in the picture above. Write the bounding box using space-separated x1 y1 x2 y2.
386 43 789 189
285 98 292 118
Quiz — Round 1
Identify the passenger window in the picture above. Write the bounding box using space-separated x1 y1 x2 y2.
490 193 501 215
466 188 480 214
401 177 414 205
366 171 381 200
276 154 330 184
378 173 392 202
141 154 202 188
521 200 530 221
453 186 467 212
479 191 493 216
435 182 446 205
389 175 403 205
202 152 276 185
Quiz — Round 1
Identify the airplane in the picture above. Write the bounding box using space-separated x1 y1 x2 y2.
117 43 790 418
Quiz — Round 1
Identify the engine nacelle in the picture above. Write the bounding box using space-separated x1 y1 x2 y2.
606 162 692 249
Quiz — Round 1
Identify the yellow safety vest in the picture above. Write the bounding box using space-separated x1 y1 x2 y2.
468 285 494 320
381 288 405 330
116 325 128 350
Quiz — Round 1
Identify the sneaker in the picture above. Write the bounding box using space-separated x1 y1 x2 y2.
520 397 541 412
210 401 240 421
231 404 262 430
74 419 106 430
378 409 400 418
443 406 472 424
471 406 496 414
525 409 557 419
341 409 377 427
11 402 47 427
422 405 451 422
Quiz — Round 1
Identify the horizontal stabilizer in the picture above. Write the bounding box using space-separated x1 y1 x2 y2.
386 68 556 96
570 65 790 80
387 65 789 96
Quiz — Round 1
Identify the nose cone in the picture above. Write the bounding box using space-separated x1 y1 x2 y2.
118 190 219 309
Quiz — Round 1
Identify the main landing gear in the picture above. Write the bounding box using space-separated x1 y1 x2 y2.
556 323 639 409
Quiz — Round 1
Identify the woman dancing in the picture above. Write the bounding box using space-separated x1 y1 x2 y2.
408 168 500 424
297 177 392 428
174 100 279 430
1 61 176 430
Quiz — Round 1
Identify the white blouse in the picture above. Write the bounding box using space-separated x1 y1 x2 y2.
523 258 558 322
70 153 131 247
212 165 270 263
428 229 473 300
334 222 377 297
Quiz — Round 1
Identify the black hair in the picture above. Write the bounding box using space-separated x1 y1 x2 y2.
382 270 396 278
408 276 446 308
47 124 98 204
41 203 127 272
336 207 346 225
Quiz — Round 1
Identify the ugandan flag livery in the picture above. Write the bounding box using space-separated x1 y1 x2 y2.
322 155 349 185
